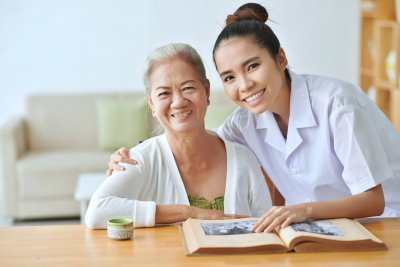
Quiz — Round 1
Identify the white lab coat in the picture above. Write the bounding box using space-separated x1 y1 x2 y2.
217 70 400 217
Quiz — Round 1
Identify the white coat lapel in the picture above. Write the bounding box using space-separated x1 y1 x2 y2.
256 112 286 154
285 71 317 161
285 125 302 161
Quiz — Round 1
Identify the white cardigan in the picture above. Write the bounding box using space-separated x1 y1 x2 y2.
85 134 272 229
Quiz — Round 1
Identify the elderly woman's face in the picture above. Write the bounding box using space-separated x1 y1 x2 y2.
147 57 210 133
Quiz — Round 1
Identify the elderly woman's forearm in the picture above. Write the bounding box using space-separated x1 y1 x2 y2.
155 205 190 224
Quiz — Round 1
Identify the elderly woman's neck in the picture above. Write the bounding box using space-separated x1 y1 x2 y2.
166 130 217 162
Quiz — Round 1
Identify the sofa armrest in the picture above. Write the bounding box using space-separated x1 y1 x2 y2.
0 116 28 217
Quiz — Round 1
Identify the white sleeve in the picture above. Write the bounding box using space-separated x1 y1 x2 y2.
85 152 156 229
216 110 247 146
329 104 394 195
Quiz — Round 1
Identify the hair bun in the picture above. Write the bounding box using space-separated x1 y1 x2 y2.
226 3 268 27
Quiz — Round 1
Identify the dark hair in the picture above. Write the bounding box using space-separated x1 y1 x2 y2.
213 3 289 77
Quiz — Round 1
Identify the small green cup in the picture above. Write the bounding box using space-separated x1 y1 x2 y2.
107 218 134 240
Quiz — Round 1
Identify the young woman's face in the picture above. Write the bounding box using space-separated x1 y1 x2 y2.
214 36 288 115
147 57 210 134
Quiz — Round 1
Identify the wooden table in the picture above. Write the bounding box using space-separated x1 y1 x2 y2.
0 218 399 266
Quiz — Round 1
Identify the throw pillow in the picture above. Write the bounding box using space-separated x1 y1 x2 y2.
96 98 150 151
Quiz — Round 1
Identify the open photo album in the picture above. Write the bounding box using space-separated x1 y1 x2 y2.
180 217 387 255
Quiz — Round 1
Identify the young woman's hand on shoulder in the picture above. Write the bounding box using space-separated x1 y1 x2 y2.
106 147 138 176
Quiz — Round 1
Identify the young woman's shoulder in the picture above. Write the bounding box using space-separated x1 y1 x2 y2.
302 74 360 95
301 73 370 108
225 106 257 128
223 137 259 163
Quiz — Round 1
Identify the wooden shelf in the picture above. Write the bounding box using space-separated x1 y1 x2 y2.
361 68 374 76
359 0 400 132
373 21 399 90
391 90 400 130
360 16 375 72
360 11 376 92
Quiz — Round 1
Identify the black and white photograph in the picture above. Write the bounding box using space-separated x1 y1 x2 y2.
291 221 343 236
201 220 257 236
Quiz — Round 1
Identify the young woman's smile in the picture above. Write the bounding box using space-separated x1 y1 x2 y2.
214 36 289 116
242 88 266 105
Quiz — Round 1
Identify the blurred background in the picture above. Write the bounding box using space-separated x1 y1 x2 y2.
0 0 360 127
1 0 398 225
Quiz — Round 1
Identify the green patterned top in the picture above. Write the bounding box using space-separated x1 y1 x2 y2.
188 195 224 211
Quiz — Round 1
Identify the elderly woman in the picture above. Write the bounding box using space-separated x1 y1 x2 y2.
85 43 272 229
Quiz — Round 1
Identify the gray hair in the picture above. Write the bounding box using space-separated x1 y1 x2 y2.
143 43 207 94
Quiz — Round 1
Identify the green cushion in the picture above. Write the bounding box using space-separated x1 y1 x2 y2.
205 104 236 130
96 98 150 151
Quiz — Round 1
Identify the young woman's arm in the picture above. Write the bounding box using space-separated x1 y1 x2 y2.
253 184 384 233
261 168 285 206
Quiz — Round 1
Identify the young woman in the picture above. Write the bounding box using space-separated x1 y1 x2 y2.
85 43 272 229
108 3 400 232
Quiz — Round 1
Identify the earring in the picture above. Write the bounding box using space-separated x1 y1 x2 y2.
207 98 210 105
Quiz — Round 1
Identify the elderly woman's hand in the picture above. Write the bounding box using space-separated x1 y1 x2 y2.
189 206 248 220
155 205 248 224
106 147 138 176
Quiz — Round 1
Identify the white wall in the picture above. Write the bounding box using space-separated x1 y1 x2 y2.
0 0 359 127
0 1 360 217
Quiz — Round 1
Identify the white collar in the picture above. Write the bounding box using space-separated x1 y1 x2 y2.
255 70 317 159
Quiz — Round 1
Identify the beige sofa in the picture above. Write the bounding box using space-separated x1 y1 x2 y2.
0 91 236 220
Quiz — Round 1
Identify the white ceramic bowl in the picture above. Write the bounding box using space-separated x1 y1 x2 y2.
107 218 134 240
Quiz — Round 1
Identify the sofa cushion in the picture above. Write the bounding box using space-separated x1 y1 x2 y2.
16 151 110 198
96 98 150 151
205 91 237 129
18 198 80 219
27 94 100 150
205 105 237 130
26 93 147 151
